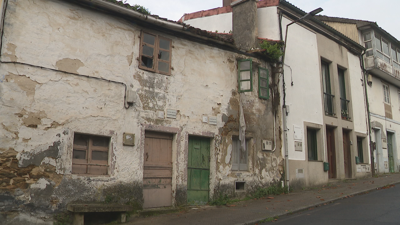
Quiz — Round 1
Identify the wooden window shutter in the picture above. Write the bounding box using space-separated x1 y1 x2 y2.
258 67 269 99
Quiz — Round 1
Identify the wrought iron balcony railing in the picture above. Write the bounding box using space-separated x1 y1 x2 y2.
340 98 351 120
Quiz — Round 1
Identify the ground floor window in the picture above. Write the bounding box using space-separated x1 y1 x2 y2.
307 128 318 161
72 133 110 175
357 137 364 163
232 137 248 171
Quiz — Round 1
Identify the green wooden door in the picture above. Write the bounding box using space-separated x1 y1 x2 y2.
187 137 210 205
387 133 394 173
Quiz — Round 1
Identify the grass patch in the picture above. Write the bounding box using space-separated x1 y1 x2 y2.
210 184 289 206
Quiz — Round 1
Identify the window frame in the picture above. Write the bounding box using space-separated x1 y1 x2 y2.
304 122 323 162
258 67 269 99
231 136 249 171
357 137 364 164
238 59 253 92
322 60 335 116
363 32 373 57
139 31 172 75
374 33 391 63
307 128 318 161
383 83 390 104
72 133 110 175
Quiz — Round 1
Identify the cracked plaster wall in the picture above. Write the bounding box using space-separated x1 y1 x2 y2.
0 0 282 221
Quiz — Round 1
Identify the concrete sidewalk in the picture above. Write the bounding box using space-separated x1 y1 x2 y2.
127 173 400 225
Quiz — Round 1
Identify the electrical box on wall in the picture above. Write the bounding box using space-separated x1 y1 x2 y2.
126 89 136 104
123 133 135 146
262 140 272 151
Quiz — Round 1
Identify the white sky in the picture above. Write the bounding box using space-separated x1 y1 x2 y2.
125 0 400 40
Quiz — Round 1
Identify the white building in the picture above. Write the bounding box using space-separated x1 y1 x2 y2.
318 16 400 174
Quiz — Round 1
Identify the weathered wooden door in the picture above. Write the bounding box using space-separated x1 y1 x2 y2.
326 128 336 178
143 131 173 208
187 136 210 205
343 131 351 178
387 133 395 173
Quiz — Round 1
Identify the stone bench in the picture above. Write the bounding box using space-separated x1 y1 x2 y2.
67 203 133 225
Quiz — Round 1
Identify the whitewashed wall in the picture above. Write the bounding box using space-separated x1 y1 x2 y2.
0 1 281 222
281 17 323 161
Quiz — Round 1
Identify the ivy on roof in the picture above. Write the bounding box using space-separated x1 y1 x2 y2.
105 0 150 15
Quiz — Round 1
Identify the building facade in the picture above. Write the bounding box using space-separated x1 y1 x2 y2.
0 0 282 223
318 16 400 174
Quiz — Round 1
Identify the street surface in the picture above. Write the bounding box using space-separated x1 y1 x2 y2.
261 184 400 225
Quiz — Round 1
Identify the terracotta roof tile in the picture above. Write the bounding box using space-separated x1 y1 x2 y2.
180 0 279 22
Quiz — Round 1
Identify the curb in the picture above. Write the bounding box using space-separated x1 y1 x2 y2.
240 180 400 225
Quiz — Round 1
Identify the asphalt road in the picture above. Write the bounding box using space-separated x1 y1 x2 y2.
260 184 400 225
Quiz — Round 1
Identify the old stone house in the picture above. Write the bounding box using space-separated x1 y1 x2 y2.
0 0 282 223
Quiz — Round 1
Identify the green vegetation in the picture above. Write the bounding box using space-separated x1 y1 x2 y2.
107 0 151 15
250 185 289 199
259 41 284 63
53 212 72 225
211 184 289 206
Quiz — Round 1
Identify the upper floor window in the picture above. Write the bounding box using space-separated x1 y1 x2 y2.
322 61 334 116
139 32 172 75
363 32 373 57
383 84 390 104
238 59 253 92
375 33 391 63
338 68 350 120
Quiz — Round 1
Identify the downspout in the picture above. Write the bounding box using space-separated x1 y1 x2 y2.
0 0 9 54
278 10 290 190
360 51 375 177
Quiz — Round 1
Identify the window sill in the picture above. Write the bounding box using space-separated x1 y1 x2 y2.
138 66 171 76
71 174 110 178
308 160 323 163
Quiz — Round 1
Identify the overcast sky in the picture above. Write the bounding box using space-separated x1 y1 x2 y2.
125 0 399 40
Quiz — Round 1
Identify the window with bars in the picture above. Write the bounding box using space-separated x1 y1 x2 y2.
238 59 253 92
307 128 318 161
72 133 110 175
322 61 334 116
258 67 269 99
338 68 350 120
232 137 248 171
139 32 172 75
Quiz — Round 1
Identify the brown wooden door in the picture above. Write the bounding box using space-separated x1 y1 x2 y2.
343 131 351 178
326 128 336 179
143 131 173 208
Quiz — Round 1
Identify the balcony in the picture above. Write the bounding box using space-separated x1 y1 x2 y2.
340 98 351 120
364 56 400 87
324 93 335 116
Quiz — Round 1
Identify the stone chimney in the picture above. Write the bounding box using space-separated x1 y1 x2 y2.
223 0 235 7
232 0 258 51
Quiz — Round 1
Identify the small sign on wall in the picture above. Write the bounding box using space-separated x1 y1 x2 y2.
294 141 302 152
293 125 302 140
